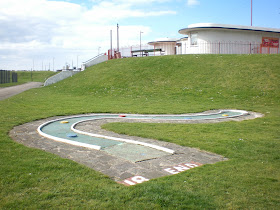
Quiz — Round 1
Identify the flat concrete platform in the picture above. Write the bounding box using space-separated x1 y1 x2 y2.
9 111 262 185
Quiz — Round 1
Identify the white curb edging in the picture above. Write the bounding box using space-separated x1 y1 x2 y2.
37 110 248 154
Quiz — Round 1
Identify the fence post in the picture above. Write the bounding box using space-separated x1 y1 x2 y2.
249 43 251 54
12 72 18 83
7 70 10 83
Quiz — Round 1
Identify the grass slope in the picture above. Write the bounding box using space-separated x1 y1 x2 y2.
0 54 279 209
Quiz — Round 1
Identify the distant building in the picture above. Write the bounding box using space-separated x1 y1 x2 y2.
99 23 279 65
148 38 179 55
178 23 280 54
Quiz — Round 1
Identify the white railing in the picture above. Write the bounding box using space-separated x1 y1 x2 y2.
82 54 108 69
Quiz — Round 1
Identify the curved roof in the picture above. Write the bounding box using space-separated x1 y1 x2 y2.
179 23 280 34
148 38 178 45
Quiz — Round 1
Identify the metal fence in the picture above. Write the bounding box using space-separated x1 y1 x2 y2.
109 44 156 58
108 41 279 58
0 70 18 84
183 41 279 55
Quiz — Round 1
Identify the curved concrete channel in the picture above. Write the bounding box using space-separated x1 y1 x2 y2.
10 110 262 185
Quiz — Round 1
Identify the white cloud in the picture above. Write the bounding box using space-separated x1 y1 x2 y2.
83 1 175 23
187 0 200 7
0 0 176 70
92 0 171 5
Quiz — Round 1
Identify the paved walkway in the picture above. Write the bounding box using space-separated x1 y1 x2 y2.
10 111 262 185
0 82 43 100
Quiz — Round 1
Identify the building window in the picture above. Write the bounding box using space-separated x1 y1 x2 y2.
190 33 198 45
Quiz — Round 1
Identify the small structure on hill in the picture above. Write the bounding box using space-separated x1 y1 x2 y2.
148 38 179 55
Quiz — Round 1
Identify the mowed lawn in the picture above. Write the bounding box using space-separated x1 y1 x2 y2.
0 54 279 209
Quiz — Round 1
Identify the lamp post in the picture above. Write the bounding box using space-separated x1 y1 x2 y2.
77 55 79 70
117 24 119 52
31 59 34 81
140 31 143 57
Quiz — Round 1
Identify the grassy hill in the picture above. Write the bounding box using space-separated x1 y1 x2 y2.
0 54 279 209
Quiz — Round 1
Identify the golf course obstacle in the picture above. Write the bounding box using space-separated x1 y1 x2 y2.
10 109 262 185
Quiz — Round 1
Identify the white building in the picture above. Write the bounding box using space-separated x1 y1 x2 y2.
148 38 179 55
178 23 280 54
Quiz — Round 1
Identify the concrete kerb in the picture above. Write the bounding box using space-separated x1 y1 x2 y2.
9 110 263 185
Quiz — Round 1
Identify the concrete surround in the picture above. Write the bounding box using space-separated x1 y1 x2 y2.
10 110 263 185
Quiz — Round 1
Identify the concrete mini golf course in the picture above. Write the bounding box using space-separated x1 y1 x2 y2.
10 110 262 186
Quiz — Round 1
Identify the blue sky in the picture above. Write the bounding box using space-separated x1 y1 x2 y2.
0 0 279 70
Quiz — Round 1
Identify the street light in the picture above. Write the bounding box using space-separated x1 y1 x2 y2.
77 55 79 70
53 57 55 71
140 31 143 57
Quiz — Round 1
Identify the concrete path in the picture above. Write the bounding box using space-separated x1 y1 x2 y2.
0 82 43 101
9 111 262 186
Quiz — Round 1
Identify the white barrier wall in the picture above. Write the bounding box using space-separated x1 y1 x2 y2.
84 54 108 68
44 71 79 86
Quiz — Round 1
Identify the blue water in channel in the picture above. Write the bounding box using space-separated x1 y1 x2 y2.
41 111 243 149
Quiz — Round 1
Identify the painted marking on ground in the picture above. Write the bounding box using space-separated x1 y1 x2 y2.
164 162 203 174
120 162 203 186
120 176 150 186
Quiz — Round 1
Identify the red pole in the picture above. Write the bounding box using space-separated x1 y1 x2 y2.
110 30 113 59
251 0 253 26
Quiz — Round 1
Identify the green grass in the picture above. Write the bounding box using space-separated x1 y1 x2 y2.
0 54 279 209
0 71 56 87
